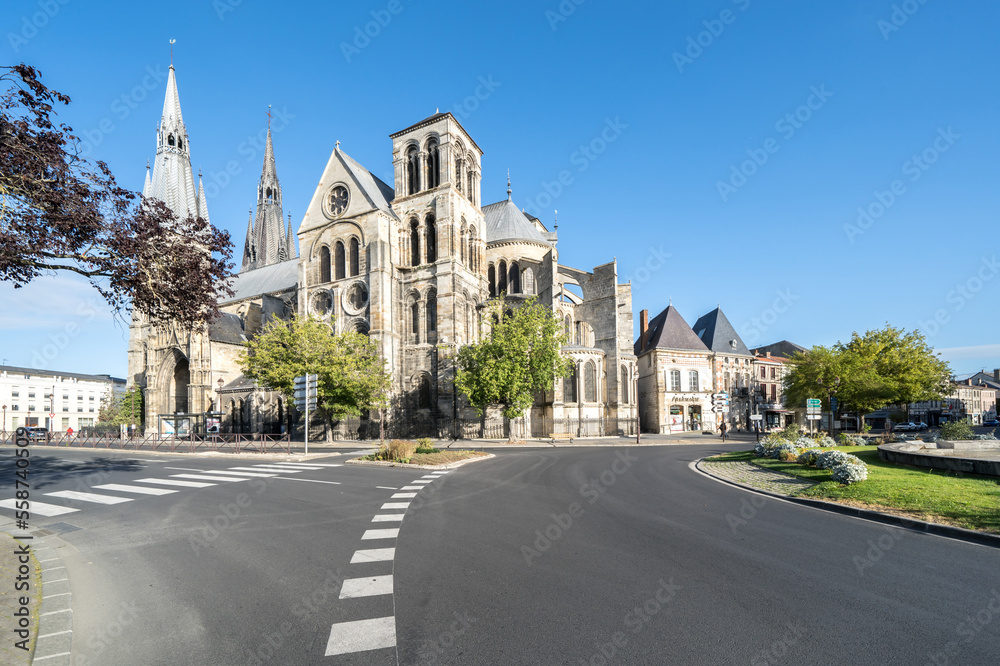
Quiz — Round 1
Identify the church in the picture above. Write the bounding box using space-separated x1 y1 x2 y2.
128 63 637 439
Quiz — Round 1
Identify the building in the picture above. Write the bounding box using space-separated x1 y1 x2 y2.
750 351 797 430
129 64 635 438
0 365 125 433
635 305 714 433
692 307 754 431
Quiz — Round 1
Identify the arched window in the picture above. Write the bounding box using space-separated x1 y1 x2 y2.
621 366 629 404
426 293 437 341
564 365 577 403
460 221 467 264
455 154 464 194
417 375 431 409
426 138 440 188
724 371 730 392
168 134 175 146
498 260 508 295
410 300 420 344
688 370 699 393
334 241 346 280
349 238 360 276
465 299 473 342
425 215 436 263
467 169 475 203
669 370 681 392
406 145 419 195
523 268 535 295
565 314 572 339
584 361 596 402
410 219 420 266
468 226 477 271
177 138 183 150
508 262 520 294
488 265 496 298
320 246 331 283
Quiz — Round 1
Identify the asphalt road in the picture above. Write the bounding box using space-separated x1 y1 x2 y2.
2 444 999 665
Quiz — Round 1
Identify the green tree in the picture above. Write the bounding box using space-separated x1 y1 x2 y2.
784 325 951 432
239 314 391 441
97 386 144 428
455 298 573 441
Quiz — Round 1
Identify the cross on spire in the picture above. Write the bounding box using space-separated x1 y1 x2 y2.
507 169 512 200
169 39 176 66
267 104 272 130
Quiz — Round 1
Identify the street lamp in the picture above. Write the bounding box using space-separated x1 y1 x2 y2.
818 376 840 436
216 378 224 433
2 405 6 434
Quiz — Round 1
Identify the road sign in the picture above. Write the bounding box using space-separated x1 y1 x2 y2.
712 393 729 400
711 405 730 413
806 398 821 408
293 374 318 410
806 414 822 420
830 397 838 412
750 414 763 421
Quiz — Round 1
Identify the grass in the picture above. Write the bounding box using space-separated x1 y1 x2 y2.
704 450 755 463
745 446 1000 533
407 450 488 465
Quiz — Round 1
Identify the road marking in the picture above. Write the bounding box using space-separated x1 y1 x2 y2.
164 467 208 472
252 464 321 471
381 502 410 510
350 548 395 563
340 575 393 599
33 652 71 661
288 462 343 467
272 477 341 485
230 466 299 473
409 480 433 485
260 463 324 470
46 491 131 505
324 617 396 656
391 493 417 499
40 608 72 617
0 500 79 517
93 484 177 496
376 486 397 490
268 462 336 469
419 475 438 479
372 514 405 522
361 528 399 540
135 478 215 488
38 629 72 639
202 470 276 478
431 471 451 474
41 592 71 599
398 486 423 491
171 474 246 483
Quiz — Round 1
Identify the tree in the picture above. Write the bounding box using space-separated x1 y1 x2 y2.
455 297 573 440
784 325 951 432
97 385 144 427
239 314 391 441
0 63 233 327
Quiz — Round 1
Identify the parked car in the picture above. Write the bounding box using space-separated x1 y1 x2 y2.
983 419 1000 427
25 427 49 442
893 422 927 432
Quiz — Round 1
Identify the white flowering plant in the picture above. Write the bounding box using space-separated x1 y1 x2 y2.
831 460 868 484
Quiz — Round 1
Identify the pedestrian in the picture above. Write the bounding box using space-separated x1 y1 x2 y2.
720 422 728 442
66 426 73 437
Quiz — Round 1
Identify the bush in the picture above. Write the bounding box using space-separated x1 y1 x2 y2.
779 423 801 440
939 420 974 441
816 450 860 470
797 448 825 466
372 439 418 462
794 436 815 450
837 433 866 447
417 437 435 449
814 435 837 448
754 434 786 457
973 433 998 441
832 460 868 485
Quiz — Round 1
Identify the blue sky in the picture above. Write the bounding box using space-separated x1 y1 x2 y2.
3 0 998 379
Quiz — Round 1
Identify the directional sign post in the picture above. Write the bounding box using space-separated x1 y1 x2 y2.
294 374 318 454
806 398 822 435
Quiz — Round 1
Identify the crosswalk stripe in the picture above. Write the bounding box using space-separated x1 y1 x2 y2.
203 470 276 478
324 617 396 656
135 478 215 488
431 471 451 474
409 480 433 485
381 502 410 510
398 486 423 491
340 575 393 599
171 474 245 483
287 463 342 467
46 490 131 505
372 514 405 522
419 475 438 479
0 499 79 517
350 548 395 563
230 466 299 473
253 464 322 470
93 484 177 496
268 462 336 469
362 528 399 540
391 493 417 499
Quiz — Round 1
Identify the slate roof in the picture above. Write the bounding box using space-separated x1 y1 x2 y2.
692 307 751 356
0 365 125 384
750 341 807 358
219 374 259 392
482 198 550 246
634 305 710 355
336 148 396 217
221 258 298 304
208 312 248 345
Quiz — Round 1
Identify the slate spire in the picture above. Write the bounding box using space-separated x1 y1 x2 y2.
251 126 286 268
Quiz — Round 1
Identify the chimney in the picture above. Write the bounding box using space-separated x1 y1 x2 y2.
639 309 649 351
994 368 999 382
766 351 771 358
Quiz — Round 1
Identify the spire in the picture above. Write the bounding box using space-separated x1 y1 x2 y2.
507 169 512 200
241 211 256 271
142 160 151 197
197 171 209 224
252 124 285 268
285 213 297 259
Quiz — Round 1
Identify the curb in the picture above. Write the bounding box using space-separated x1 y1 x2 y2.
692 459 1000 550
345 453 495 470
1 522 73 665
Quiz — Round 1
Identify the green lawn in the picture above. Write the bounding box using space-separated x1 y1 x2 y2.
711 446 1000 533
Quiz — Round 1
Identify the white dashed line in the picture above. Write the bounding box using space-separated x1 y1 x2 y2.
45 491 131 505
324 617 396 656
376 486 397 490
381 502 410 510
135 478 216 488
170 474 245 483
93 484 177 496
0 500 79 517
272 477 341 485
350 548 395 563
340 575 393 599
391 493 417 499
203 470 276 478
371 514 404 522
361 528 399 540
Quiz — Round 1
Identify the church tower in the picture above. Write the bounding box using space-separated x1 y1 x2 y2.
248 126 290 269
143 64 209 224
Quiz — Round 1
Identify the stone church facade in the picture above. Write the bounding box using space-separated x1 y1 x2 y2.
129 64 636 439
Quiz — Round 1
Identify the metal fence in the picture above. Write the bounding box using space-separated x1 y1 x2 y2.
530 416 638 439
0 431 292 454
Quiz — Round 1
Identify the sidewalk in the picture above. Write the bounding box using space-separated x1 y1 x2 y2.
700 460 815 495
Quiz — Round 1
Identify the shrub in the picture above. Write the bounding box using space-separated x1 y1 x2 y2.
797 448 825 466
939 420 974 441
415 445 440 453
778 447 800 462
814 435 837 448
417 437 435 449
794 436 815 450
973 433 998 441
779 423 801 440
837 433 866 447
832 461 868 485
816 450 860 470
754 434 786 457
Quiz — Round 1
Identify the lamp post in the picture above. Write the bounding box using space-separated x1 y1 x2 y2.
818 376 840 436
216 378 224 433
2 405 5 435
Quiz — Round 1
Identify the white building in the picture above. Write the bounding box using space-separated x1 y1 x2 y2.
0 365 126 433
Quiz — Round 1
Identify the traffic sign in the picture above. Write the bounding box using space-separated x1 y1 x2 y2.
830 397 838 412
750 414 763 421
711 405 730 413
293 374 318 411
712 393 729 400
806 414 822 420
806 398 821 408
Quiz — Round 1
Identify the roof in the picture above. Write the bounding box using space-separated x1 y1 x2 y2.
482 198 550 246
220 374 259 392
337 148 396 217
389 111 484 155
221 258 298 304
208 313 248 345
751 341 807 358
0 365 125 384
692 307 751 356
634 305 710 355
